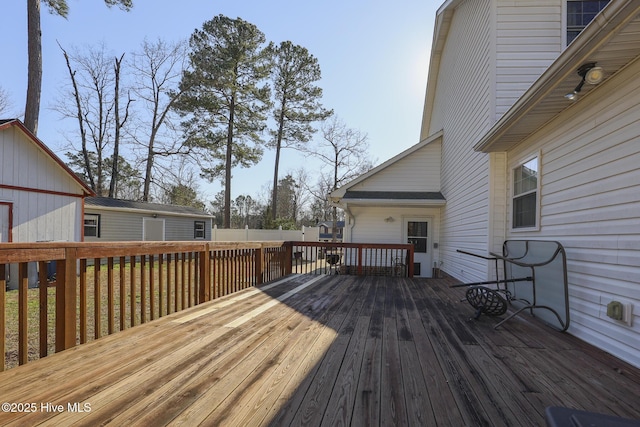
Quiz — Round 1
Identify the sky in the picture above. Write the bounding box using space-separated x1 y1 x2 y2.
1 1 439 205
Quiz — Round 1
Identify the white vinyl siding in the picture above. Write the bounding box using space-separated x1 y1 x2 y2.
496 1 562 119
488 152 508 257
348 141 441 192
347 206 441 267
505 56 640 368
429 0 493 282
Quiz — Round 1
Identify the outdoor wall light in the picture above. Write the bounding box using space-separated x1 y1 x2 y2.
384 216 395 223
565 62 604 101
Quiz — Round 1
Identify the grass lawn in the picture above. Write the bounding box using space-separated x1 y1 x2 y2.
3 260 198 370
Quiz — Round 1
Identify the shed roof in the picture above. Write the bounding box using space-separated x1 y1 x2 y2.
86 197 213 219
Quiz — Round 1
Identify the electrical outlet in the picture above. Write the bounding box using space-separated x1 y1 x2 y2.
606 300 633 327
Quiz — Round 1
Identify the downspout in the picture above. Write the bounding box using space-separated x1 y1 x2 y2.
344 204 356 243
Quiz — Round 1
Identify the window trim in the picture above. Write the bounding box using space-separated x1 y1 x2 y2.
565 1 611 46
194 220 206 240
84 213 101 238
510 153 541 232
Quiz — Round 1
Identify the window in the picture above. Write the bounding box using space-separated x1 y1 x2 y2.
407 221 428 253
512 157 538 229
194 221 205 239
567 1 611 44
84 214 100 238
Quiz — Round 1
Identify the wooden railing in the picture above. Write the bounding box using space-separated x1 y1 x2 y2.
289 241 414 277
0 240 411 370
0 241 289 371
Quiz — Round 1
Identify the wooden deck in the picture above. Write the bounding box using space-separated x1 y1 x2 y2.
0 274 639 426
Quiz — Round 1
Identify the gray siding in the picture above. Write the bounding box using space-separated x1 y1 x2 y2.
85 208 212 242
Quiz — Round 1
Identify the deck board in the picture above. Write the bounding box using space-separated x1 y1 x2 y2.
1 274 640 426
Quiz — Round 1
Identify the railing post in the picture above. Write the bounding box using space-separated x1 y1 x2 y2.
357 245 363 275
56 247 77 352
255 245 263 285
0 264 5 371
18 263 28 365
407 246 415 278
199 244 211 303
284 242 293 276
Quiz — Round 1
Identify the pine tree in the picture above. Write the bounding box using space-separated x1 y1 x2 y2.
176 15 271 228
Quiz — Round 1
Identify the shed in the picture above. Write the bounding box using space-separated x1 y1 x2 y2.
1 118 94 287
84 197 213 242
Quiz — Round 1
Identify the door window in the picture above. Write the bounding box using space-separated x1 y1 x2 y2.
407 221 428 253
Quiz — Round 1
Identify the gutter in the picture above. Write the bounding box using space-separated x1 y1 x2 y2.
85 205 214 219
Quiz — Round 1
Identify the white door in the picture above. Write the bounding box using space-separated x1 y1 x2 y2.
143 218 165 241
404 218 432 278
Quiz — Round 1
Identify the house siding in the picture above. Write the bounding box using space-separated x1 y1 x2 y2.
495 0 562 119
428 0 494 282
347 205 441 269
505 57 640 368
347 141 441 192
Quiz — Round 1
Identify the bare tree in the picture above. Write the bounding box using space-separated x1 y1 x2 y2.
25 0 133 134
129 38 189 201
57 43 132 196
0 86 13 116
109 53 134 197
154 157 205 209
303 116 374 240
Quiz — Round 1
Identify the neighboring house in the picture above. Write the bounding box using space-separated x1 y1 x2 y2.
1 118 95 287
84 197 213 242
332 0 640 368
318 221 345 242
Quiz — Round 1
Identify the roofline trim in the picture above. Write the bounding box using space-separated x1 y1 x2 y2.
0 119 96 196
473 0 640 152
85 204 214 219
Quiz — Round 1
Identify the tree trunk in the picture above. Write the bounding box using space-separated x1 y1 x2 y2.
224 94 235 229
110 56 123 198
271 105 286 222
25 0 42 134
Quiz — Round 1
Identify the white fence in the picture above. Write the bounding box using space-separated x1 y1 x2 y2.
212 225 319 242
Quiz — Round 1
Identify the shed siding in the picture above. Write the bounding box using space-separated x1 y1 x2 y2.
1 125 84 242
495 1 562 118
1 126 83 194
348 141 441 192
84 208 211 242
505 57 640 368
429 0 493 282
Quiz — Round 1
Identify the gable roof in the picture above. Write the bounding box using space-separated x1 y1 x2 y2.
330 130 443 200
0 119 95 196
474 0 640 152
86 196 213 219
